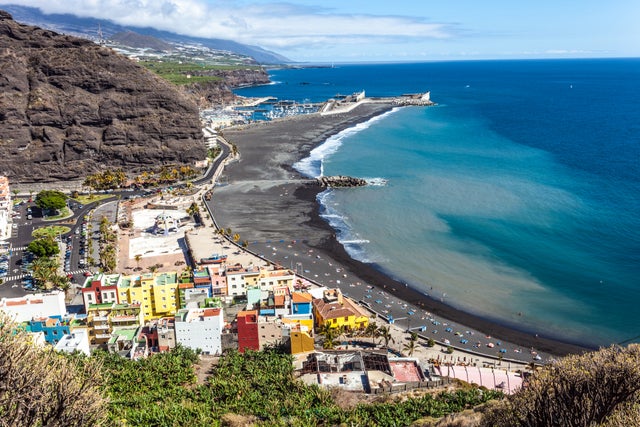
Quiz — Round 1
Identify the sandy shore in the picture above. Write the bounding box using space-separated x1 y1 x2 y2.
213 104 589 360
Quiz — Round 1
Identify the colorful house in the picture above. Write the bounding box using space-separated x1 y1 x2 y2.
208 266 227 296
28 314 86 345
118 272 182 321
258 267 296 292
236 310 259 353
225 264 259 298
81 273 123 312
287 324 315 354
312 289 369 331
86 302 143 347
291 291 313 315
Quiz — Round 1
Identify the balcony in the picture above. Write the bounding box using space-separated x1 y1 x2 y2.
95 334 111 340
92 316 108 321
94 324 109 330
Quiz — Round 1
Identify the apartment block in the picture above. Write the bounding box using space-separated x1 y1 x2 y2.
174 307 224 355
86 302 143 346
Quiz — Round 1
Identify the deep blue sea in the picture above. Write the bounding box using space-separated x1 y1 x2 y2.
235 59 640 347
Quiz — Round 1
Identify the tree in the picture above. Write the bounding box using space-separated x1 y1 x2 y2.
134 254 142 270
35 190 67 212
186 202 200 218
403 332 419 356
379 326 395 349
481 344 640 427
27 237 59 258
0 314 107 426
30 257 59 290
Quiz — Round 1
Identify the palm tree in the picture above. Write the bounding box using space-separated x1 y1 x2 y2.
134 254 142 270
232 233 240 243
403 340 417 357
364 322 379 345
31 257 58 290
379 326 395 350
318 324 338 350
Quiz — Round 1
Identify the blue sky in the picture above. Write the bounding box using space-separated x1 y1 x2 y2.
9 0 640 62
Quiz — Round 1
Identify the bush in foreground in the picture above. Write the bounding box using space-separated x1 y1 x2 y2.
0 316 107 427
480 344 640 427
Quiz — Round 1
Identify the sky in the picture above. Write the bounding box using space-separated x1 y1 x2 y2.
5 0 640 62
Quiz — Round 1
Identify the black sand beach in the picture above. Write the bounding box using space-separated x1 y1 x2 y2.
212 103 590 360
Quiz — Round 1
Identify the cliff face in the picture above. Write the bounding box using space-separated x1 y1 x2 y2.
183 68 271 108
0 10 206 183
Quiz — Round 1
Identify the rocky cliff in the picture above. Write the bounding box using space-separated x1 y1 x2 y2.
0 10 207 183
182 68 271 108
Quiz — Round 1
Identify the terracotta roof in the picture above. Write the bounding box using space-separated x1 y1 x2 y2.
238 310 258 317
202 308 221 317
274 295 285 307
313 298 355 320
292 292 312 303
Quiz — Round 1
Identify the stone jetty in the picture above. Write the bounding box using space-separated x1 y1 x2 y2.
312 175 368 188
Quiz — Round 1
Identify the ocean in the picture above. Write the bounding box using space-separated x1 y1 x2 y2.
235 59 640 347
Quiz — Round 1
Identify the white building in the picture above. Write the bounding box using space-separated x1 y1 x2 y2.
174 307 224 355
0 291 66 322
0 176 12 242
54 330 91 356
225 265 259 298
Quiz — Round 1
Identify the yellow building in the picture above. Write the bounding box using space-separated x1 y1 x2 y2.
118 272 182 321
86 302 143 346
312 289 369 331
289 326 315 354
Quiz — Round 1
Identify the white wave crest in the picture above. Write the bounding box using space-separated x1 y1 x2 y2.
294 107 401 178
365 177 388 186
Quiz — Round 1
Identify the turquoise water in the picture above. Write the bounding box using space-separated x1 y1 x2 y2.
236 59 640 346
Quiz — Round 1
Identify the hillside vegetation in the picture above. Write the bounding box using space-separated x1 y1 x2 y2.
3 313 640 426
142 61 261 85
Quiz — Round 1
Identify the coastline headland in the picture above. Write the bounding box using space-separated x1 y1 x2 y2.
212 100 589 360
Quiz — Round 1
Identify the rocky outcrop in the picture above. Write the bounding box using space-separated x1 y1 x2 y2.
0 10 207 183
182 68 271 108
313 176 368 188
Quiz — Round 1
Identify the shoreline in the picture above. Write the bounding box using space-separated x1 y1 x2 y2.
214 104 591 359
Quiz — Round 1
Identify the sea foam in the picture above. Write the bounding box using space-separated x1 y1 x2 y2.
294 108 401 178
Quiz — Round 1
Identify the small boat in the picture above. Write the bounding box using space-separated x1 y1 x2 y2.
200 254 228 264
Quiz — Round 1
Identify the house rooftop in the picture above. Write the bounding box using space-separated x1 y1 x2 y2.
292 292 313 303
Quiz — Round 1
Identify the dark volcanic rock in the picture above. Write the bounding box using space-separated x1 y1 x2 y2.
183 68 271 108
313 175 368 188
0 11 206 183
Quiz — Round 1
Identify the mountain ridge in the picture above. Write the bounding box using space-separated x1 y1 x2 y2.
0 4 290 64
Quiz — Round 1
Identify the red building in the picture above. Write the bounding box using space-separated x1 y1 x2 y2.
236 310 259 353
80 273 121 312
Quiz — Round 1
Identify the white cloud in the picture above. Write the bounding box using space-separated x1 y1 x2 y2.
8 0 457 53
